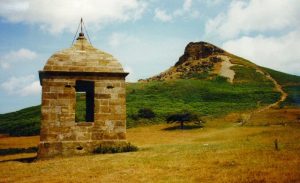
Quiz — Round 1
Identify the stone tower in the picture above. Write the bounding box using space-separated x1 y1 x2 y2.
38 22 128 159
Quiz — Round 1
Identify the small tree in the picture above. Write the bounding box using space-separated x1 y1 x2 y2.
137 108 156 119
166 111 202 129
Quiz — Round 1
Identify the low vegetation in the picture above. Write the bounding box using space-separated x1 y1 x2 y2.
261 67 300 106
137 108 156 119
93 143 138 154
126 78 279 127
1 56 299 136
0 106 40 136
0 147 37 156
166 111 202 129
75 93 86 122
0 75 281 136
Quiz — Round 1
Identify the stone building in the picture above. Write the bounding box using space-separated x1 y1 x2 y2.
38 29 128 158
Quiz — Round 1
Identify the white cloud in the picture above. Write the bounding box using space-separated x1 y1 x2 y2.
154 0 199 22
205 0 300 39
222 31 300 75
204 0 224 6
124 66 136 82
154 8 173 22
183 0 193 11
3 48 37 60
108 32 140 48
0 0 147 34
1 75 41 96
0 62 10 69
21 81 41 96
107 32 188 81
0 48 37 69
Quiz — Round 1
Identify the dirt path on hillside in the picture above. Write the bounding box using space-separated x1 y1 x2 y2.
242 68 288 125
257 73 288 112
216 55 287 108
218 55 235 83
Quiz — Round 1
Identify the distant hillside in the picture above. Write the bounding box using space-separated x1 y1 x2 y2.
0 106 40 136
1 41 299 136
140 41 285 84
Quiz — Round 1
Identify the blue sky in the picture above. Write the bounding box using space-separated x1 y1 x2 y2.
0 0 299 113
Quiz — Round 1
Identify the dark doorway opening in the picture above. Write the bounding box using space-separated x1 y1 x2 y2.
75 80 94 122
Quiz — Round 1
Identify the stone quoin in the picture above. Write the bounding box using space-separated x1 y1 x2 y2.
38 19 128 159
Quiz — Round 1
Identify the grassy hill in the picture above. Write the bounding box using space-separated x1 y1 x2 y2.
1 42 300 136
0 106 40 136
126 78 279 127
0 73 289 136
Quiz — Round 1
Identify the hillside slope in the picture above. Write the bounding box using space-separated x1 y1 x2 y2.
0 106 40 136
261 67 300 105
1 41 299 136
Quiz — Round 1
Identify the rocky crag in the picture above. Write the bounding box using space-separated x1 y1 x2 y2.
140 42 232 82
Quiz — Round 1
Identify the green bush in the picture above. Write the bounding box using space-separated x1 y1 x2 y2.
213 76 228 83
93 143 138 154
166 112 198 122
166 111 203 129
137 108 156 119
0 147 38 156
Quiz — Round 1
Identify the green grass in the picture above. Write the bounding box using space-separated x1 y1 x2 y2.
75 93 86 122
232 65 269 83
0 106 40 136
93 143 138 154
0 78 280 136
126 78 279 127
261 67 300 85
261 67 300 106
1 65 298 136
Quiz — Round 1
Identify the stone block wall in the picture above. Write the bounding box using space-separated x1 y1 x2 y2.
38 75 127 159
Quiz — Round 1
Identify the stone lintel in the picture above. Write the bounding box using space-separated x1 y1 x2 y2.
39 71 129 85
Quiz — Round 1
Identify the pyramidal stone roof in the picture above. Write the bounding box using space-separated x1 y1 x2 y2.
43 34 124 73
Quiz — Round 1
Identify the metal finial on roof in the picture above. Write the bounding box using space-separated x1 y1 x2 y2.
79 18 84 37
72 18 92 45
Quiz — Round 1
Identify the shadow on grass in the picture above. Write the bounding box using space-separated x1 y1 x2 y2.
0 156 37 163
0 147 38 156
163 125 203 131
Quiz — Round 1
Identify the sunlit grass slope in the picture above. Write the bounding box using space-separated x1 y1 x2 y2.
126 77 279 127
0 71 284 136
2 58 300 136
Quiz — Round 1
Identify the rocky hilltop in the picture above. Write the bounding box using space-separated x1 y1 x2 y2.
175 42 224 66
141 41 232 82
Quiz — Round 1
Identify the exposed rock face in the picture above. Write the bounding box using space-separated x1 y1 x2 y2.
141 41 226 82
175 42 224 66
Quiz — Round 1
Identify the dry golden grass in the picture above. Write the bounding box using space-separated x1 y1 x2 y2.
0 108 300 183
0 153 37 162
0 136 39 149
248 107 300 126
